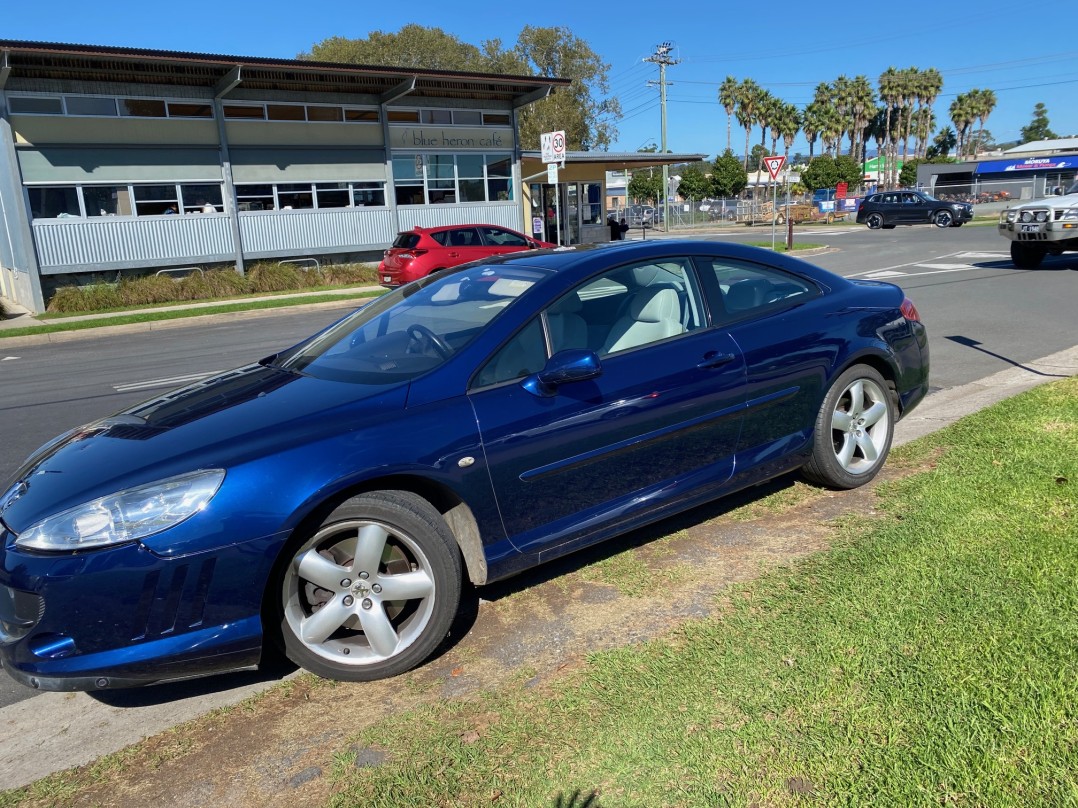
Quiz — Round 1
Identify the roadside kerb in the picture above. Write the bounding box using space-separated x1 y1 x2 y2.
0 343 1075 791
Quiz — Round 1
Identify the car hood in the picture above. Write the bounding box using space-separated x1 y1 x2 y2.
0 363 409 533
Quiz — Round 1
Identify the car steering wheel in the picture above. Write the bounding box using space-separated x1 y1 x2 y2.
407 324 452 359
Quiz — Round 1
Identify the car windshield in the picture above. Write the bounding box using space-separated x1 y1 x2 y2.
271 265 546 384
1067 181 1078 195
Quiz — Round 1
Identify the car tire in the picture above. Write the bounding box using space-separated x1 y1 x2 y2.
1010 241 1045 270
882 224 897 230
934 210 954 228
274 491 462 681
865 213 883 230
802 365 894 490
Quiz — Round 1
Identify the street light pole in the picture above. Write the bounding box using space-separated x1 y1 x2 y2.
645 42 678 233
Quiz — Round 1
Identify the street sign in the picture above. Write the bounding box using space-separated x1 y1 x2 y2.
836 182 848 200
541 130 566 165
547 163 558 184
763 155 786 181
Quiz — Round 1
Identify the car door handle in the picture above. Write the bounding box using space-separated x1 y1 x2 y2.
697 351 736 369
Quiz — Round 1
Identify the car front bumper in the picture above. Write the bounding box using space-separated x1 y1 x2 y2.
0 527 284 690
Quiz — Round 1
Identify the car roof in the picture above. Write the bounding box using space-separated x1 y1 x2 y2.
464 239 849 290
407 223 511 235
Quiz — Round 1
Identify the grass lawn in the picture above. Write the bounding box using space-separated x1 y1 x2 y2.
1 380 1074 808
324 379 1078 807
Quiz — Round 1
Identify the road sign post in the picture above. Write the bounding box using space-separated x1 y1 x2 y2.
763 156 786 251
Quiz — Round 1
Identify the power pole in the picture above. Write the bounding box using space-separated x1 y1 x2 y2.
645 42 678 233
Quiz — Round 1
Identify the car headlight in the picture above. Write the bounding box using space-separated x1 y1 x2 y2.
1003 210 1016 224
15 470 225 552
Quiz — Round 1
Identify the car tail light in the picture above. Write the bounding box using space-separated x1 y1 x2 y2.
398 250 427 262
900 297 921 322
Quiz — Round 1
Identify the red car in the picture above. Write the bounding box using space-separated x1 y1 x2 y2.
378 224 555 286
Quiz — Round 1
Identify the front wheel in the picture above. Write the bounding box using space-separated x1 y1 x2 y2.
803 365 894 489
934 209 954 228
1010 241 1045 269
865 212 883 230
275 491 462 681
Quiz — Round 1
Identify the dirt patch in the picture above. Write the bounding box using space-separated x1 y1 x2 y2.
17 468 906 808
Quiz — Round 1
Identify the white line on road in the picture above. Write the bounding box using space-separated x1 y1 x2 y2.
2 356 19 361
113 371 221 393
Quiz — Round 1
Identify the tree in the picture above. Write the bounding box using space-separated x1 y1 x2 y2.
509 26 620 151
969 88 997 159
628 169 663 204
749 144 768 172
301 24 619 151
926 127 957 160
676 167 710 202
899 158 923 187
711 149 747 198
302 25 485 71
718 75 739 154
800 154 863 192
1020 103 1058 143
736 79 762 172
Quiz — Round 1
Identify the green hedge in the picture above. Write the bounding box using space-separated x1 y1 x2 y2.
46 262 378 314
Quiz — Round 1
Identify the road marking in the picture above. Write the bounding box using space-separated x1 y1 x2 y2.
2 356 19 362
864 270 907 278
113 371 221 393
956 251 1008 259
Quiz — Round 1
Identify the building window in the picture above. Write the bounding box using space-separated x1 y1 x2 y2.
387 110 420 123
483 112 511 126
27 183 226 219
27 187 81 218
167 102 213 119
9 96 63 115
395 109 507 126
224 104 267 120
392 153 514 205
65 96 118 117
308 106 344 123
236 184 275 212
345 109 379 123
233 181 388 211
267 104 305 122
120 99 168 118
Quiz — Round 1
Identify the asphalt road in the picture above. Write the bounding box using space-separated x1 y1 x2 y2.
1 223 1075 710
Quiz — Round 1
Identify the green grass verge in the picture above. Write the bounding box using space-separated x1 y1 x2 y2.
0 290 385 340
322 378 1078 807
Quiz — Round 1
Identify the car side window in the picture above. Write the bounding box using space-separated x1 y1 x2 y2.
473 317 547 388
700 259 818 323
447 227 481 247
479 227 529 248
551 259 704 358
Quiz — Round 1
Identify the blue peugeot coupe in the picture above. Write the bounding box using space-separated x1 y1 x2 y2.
0 241 928 690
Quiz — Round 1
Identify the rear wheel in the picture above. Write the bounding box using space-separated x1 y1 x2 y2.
865 212 883 230
1010 241 1045 269
275 491 461 681
803 365 894 489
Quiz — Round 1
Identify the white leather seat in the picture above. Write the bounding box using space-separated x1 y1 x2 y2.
602 286 682 354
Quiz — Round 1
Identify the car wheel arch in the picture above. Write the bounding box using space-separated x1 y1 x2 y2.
265 474 488 604
829 352 901 413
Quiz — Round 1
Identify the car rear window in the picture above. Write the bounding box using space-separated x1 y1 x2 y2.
392 233 420 249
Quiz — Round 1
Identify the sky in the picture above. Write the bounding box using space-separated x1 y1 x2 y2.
5 1 1077 161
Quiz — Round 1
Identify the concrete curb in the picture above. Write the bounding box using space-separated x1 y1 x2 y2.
0 344 1075 790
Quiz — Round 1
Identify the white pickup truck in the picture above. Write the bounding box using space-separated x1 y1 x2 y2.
998 180 1078 268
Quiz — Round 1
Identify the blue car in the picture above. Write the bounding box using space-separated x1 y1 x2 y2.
0 241 929 690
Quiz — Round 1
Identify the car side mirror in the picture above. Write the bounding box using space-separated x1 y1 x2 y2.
522 350 601 397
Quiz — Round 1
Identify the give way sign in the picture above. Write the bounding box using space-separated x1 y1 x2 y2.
763 155 786 180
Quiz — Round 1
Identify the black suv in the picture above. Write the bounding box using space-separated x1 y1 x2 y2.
856 190 973 229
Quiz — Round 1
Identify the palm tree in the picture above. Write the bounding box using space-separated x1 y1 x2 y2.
898 67 920 177
916 68 943 158
718 75 739 154
949 93 976 160
737 79 762 172
801 101 824 160
971 88 997 159
777 102 801 168
878 67 899 188
848 75 876 163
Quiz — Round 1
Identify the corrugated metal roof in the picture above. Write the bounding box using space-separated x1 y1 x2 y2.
0 39 569 102
1005 137 1078 154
